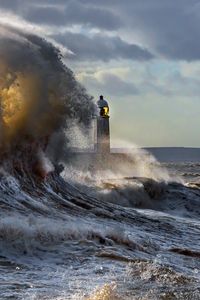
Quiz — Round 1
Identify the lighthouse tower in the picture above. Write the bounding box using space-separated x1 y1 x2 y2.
96 95 110 154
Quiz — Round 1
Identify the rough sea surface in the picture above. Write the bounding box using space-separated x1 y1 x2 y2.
0 157 199 300
1 23 199 300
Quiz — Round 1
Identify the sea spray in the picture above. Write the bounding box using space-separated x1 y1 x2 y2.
0 24 95 174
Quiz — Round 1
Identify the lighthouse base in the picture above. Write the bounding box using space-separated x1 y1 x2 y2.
96 116 110 154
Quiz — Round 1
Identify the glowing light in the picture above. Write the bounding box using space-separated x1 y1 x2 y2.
100 106 109 117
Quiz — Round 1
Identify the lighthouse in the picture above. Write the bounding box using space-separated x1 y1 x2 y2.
96 95 110 154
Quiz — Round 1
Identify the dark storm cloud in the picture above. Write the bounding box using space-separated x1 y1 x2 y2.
53 32 154 62
118 0 200 61
0 0 20 11
0 0 66 9
1 0 200 61
56 0 200 61
109 0 200 61
25 6 66 26
24 1 122 30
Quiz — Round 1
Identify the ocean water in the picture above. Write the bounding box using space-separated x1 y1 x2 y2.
0 154 199 300
0 23 199 300
2 23 199 299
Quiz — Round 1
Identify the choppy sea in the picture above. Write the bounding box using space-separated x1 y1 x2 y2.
0 153 200 300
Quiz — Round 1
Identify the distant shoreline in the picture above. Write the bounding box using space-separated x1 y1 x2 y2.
68 147 200 162
112 147 200 162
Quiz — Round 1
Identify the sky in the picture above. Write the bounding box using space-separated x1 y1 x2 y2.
1 0 200 147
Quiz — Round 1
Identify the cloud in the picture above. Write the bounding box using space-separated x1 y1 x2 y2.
24 6 66 26
50 0 200 61
2 0 200 61
0 0 63 9
53 32 154 62
0 0 19 10
110 0 200 61
140 1 200 61
78 62 200 100
23 1 122 30
79 71 139 96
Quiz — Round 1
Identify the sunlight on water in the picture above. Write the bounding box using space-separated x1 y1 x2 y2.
85 283 121 300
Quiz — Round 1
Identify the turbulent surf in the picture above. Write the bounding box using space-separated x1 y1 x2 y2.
0 25 199 300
